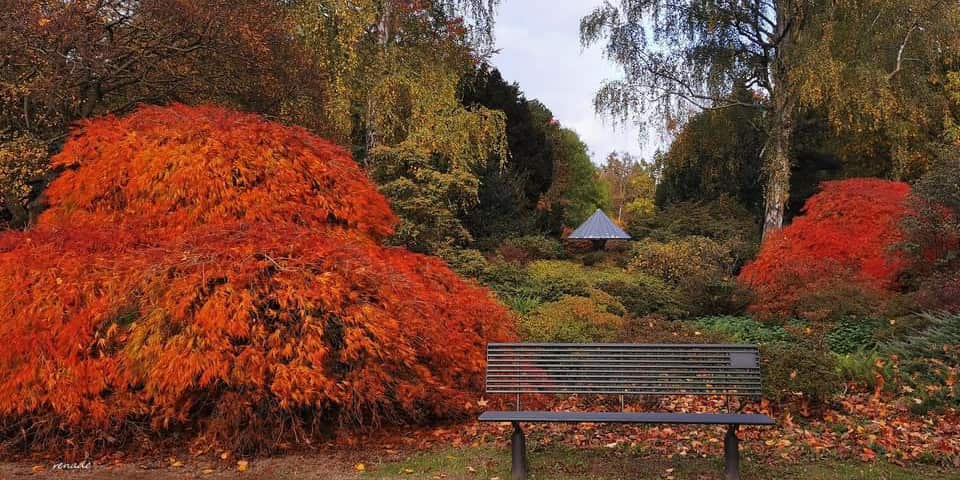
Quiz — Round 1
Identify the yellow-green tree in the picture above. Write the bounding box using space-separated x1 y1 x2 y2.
599 151 656 228
297 0 506 252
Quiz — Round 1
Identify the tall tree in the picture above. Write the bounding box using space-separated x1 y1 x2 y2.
460 65 554 205
459 65 556 244
581 0 960 238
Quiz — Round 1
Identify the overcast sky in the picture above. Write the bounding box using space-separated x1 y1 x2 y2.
491 0 663 164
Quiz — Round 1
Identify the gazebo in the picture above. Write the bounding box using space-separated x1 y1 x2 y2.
567 208 631 249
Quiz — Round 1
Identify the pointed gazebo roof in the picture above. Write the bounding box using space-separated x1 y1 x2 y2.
567 209 631 240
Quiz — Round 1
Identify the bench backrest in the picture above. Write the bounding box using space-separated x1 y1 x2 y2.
485 343 762 398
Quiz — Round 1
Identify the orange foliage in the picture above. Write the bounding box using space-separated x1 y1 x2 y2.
0 104 514 454
739 178 911 320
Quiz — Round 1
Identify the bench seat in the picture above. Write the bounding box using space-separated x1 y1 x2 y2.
479 410 775 425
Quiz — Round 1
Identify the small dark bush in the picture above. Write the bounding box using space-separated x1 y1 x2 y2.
789 278 891 323
761 340 842 406
581 250 608 266
899 149 960 312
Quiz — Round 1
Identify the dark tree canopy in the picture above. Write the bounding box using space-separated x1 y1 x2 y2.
655 86 766 214
459 65 554 206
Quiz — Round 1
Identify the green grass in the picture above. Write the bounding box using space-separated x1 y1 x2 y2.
373 444 960 480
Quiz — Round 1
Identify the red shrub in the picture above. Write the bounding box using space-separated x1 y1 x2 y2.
739 179 911 321
0 105 514 454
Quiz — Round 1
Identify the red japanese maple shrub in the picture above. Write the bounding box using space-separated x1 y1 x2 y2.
0 104 514 454
739 178 911 321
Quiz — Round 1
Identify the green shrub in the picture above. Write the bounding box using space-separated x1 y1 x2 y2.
693 316 790 345
478 260 528 298
524 260 593 301
585 287 627 317
593 269 686 318
497 235 564 263
520 260 686 319
628 236 743 316
520 294 625 342
825 318 885 354
438 247 489 278
630 196 761 267
629 236 731 284
761 340 842 405
885 312 960 362
503 294 543 315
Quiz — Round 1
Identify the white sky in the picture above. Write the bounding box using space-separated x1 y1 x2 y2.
491 0 663 164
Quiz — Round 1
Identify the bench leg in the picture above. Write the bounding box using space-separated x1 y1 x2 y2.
511 421 528 480
724 424 740 480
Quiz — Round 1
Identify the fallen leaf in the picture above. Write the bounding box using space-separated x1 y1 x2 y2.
355 463 366 472
237 460 249 472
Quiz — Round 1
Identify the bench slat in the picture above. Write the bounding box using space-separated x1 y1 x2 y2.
479 411 775 425
485 343 763 398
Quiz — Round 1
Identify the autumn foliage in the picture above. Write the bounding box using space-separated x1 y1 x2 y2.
0 104 514 454
739 178 911 320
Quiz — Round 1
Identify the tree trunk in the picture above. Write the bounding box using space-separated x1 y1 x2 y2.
761 1 801 239
362 0 392 166
761 101 793 239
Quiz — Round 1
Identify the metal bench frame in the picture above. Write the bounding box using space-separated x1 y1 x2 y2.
478 343 775 480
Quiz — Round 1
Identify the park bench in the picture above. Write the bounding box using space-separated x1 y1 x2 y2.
478 343 775 480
